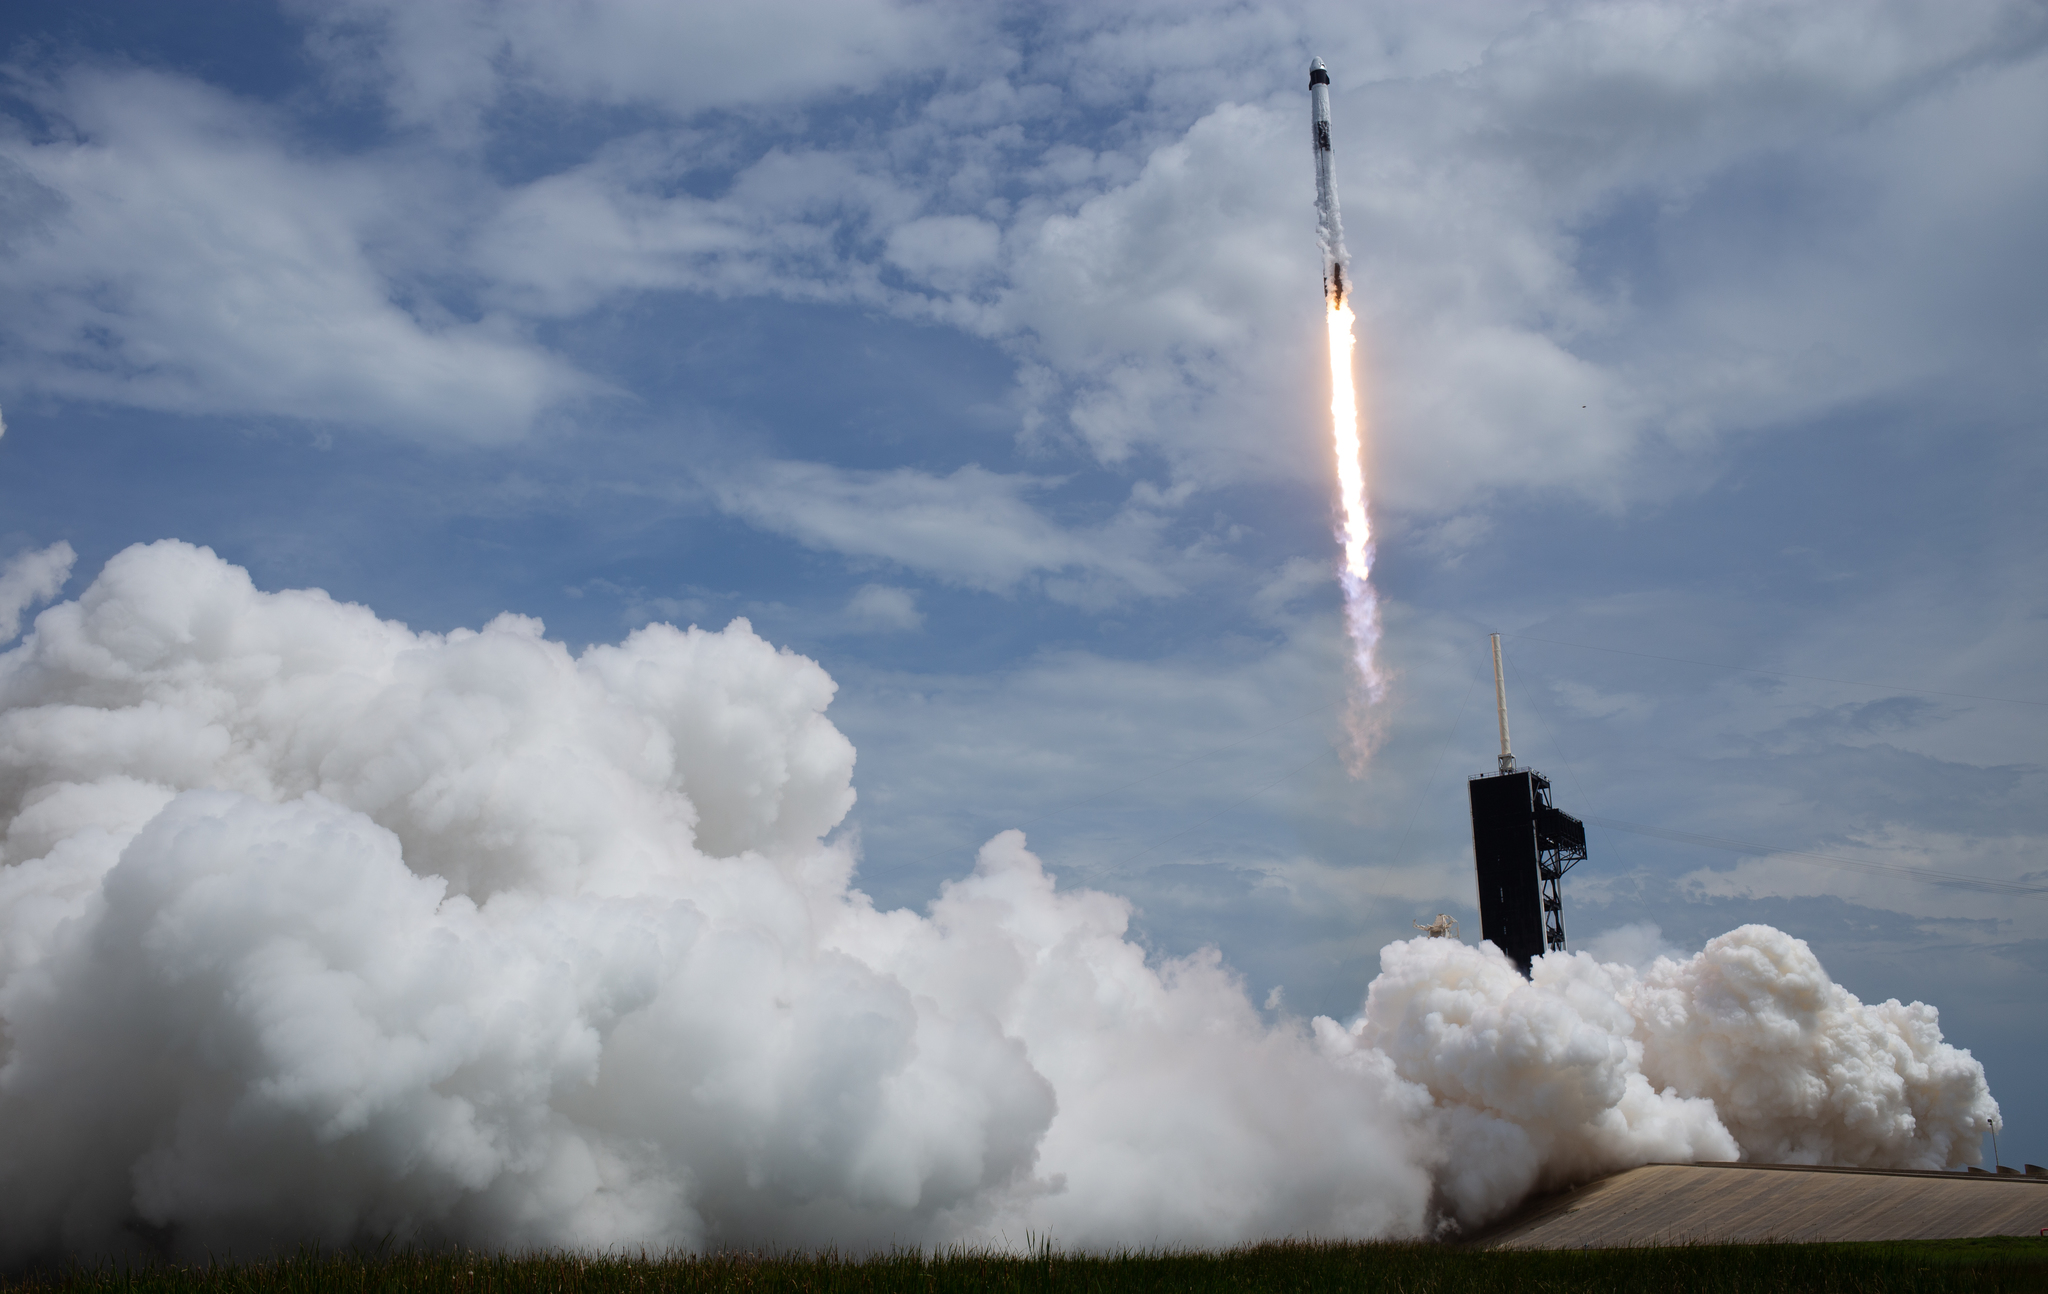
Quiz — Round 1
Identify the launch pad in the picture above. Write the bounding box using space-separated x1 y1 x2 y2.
1468 635 1587 975
1469 767 1586 974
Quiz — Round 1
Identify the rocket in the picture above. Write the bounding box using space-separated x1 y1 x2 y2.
1309 58 1348 307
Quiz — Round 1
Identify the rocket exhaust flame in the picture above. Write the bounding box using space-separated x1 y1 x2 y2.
1327 300 1382 703
1312 59 1383 716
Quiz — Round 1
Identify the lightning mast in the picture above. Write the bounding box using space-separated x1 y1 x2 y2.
1493 632 1514 774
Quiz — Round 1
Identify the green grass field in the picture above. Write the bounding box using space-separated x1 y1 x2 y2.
6 1238 2047 1294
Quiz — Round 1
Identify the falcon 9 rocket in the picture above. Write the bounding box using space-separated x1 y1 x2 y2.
1309 58 1348 307
1310 56 1384 721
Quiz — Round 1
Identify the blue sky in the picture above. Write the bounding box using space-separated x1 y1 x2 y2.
2 0 2044 1169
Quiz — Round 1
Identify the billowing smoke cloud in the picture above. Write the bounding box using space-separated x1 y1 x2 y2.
1323 930 1997 1223
0 544 1998 1262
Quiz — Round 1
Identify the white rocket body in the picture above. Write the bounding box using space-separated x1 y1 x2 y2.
1309 58 1348 306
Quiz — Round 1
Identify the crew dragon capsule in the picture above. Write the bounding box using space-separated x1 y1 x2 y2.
1309 58 1349 307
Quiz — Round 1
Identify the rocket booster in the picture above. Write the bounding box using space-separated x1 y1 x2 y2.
1309 58 1348 307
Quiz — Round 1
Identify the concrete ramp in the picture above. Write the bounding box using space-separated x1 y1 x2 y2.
1480 1162 2048 1249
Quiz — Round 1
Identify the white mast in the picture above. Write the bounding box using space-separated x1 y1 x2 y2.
1492 632 1515 775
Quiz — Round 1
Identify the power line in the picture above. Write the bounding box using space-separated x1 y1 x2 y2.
1578 815 2048 896
1505 634 2048 708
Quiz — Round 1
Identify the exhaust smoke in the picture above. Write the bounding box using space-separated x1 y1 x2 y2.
0 543 2000 1261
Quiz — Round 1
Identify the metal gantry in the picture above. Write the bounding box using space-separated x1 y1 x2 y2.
1532 777 1587 955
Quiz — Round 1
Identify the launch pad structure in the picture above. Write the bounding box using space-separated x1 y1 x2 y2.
1468 635 1587 975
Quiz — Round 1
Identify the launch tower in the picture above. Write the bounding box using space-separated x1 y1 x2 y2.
1468 634 1587 975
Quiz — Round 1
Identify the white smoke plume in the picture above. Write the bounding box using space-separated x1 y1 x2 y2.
0 543 1999 1262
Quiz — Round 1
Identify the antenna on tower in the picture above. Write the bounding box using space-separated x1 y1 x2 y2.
1491 632 1515 775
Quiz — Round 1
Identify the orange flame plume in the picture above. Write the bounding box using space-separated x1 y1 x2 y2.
1326 300 1383 717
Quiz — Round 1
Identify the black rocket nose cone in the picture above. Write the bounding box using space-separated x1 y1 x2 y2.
1310 58 1330 87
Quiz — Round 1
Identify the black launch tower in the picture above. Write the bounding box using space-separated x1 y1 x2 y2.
1468 636 1587 975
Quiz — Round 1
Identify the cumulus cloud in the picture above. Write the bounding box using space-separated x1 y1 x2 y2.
993 100 1308 472
0 543 74 643
885 216 1002 291
0 545 1999 1260
470 140 928 318
0 70 583 441
298 0 973 138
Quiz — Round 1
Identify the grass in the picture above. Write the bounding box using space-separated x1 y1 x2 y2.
5 1237 2046 1294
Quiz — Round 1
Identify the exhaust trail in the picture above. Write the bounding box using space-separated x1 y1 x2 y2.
1311 59 1383 723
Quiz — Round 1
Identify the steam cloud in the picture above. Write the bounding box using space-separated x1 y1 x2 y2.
0 543 1998 1262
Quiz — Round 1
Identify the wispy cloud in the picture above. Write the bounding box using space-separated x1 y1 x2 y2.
0 70 585 440
708 460 1186 605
